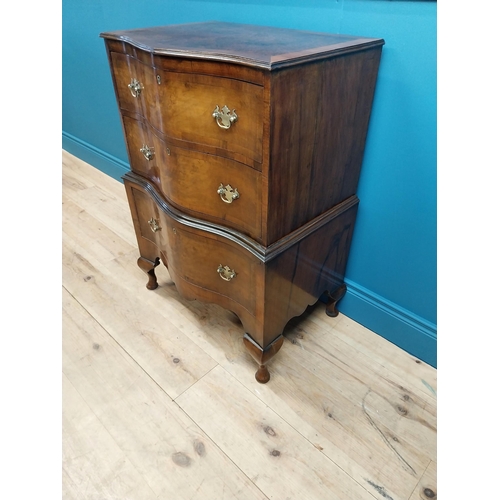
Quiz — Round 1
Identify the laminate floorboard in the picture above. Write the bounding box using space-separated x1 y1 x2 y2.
62 150 437 500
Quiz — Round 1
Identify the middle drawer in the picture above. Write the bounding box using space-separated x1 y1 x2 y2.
123 115 263 242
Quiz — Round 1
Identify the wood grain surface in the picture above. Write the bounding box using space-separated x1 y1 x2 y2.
101 21 384 70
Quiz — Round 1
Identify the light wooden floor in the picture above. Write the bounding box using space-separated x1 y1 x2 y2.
62 150 437 500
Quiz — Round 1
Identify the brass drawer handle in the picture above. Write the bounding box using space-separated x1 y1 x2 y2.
212 105 238 129
217 183 239 204
148 218 161 233
128 78 143 97
217 265 236 281
140 144 155 161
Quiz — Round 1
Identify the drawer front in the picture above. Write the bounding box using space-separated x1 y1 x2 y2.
127 185 163 247
164 220 258 315
122 114 155 178
110 52 160 122
122 114 165 184
110 51 264 167
157 71 264 165
125 179 259 320
123 115 263 241
160 145 262 240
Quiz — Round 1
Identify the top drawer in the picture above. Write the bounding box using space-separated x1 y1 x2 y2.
110 51 264 167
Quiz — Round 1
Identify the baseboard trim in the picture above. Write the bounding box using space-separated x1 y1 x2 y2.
62 131 129 182
337 278 437 367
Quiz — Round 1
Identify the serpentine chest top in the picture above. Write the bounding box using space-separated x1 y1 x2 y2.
101 21 384 383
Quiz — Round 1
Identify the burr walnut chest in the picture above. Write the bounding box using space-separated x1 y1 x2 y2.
101 21 384 383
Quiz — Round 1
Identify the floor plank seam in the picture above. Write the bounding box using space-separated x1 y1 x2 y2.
63 282 179 404
213 366 358 476
407 458 432 500
235 360 419 500
178 364 388 500
172 368 272 500
172 363 221 402
62 373 162 499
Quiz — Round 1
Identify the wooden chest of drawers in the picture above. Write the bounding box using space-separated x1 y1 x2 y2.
101 22 383 383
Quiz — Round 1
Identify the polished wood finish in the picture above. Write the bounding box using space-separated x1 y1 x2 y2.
101 21 383 70
124 173 358 359
266 49 382 241
110 49 265 169
101 22 384 382
243 334 285 384
326 283 347 317
122 114 263 240
111 49 265 165
137 256 160 290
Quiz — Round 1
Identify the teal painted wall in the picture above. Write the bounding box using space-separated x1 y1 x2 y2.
62 0 437 366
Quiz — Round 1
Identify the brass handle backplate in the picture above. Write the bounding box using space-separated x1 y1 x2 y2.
148 218 161 233
217 183 239 204
140 144 155 161
212 105 238 129
128 78 143 98
217 265 236 281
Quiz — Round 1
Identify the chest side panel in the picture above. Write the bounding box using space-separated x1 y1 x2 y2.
266 47 382 243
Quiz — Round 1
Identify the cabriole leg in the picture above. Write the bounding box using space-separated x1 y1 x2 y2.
137 256 160 290
325 283 347 317
243 334 284 384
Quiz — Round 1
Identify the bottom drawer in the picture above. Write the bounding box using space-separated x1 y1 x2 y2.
125 178 261 321
165 219 260 317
